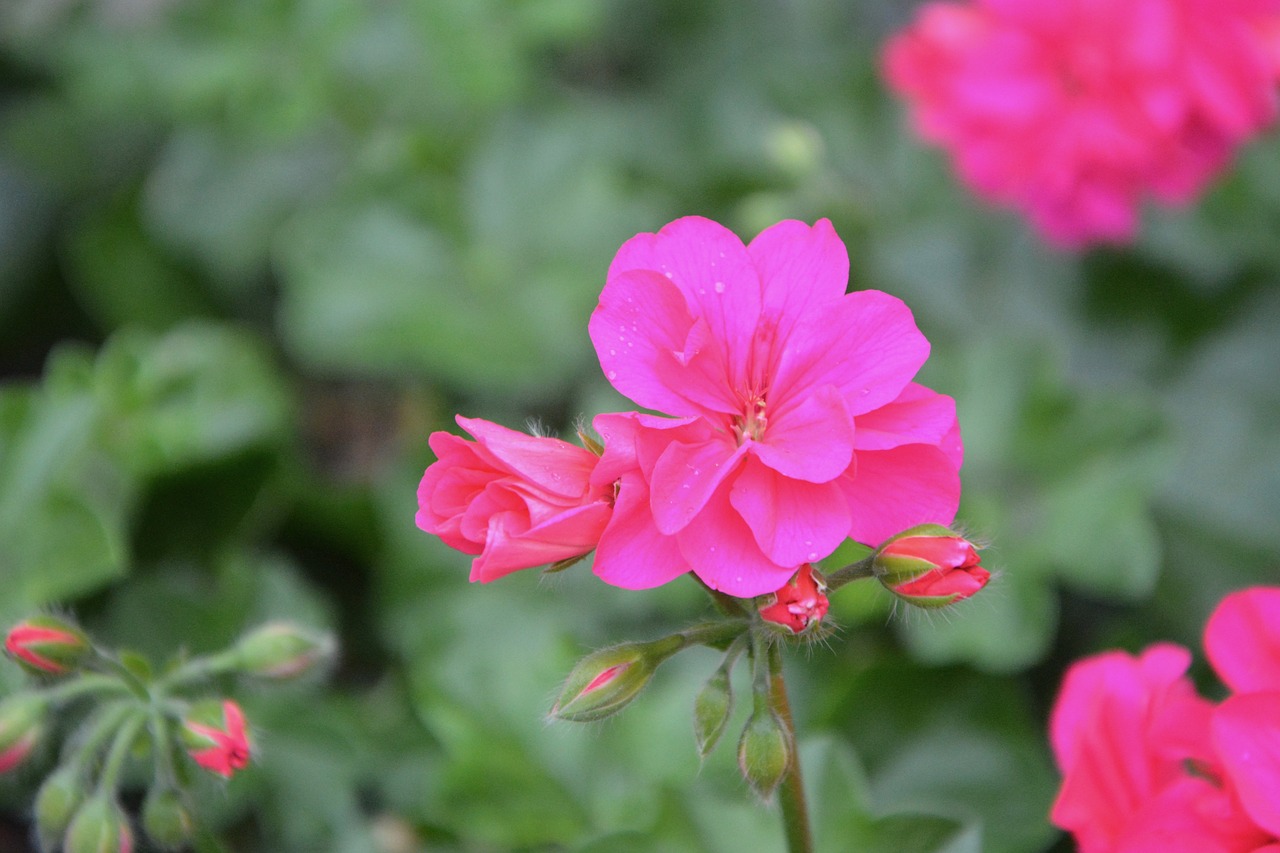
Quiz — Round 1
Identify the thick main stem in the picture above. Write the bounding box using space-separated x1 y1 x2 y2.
768 641 813 853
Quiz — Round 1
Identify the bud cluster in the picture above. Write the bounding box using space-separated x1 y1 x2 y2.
0 615 335 852
546 525 989 800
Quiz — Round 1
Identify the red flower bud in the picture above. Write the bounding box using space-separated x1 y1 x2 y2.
5 615 91 676
0 692 46 773
181 700 251 778
873 525 990 608
758 564 829 634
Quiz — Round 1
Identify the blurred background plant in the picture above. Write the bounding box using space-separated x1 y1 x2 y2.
0 0 1276 851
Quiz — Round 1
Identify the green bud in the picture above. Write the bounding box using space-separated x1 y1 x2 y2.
34 765 87 850
0 692 47 773
550 636 684 723
693 667 734 758
737 709 790 801
65 795 133 853
234 622 335 680
142 788 194 850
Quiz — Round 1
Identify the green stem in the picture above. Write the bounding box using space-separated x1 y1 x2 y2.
96 711 145 795
157 649 242 691
89 649 150 701
149 705 180 789
767 641 813 853
41 673 131 705
678 619 749 652
823 552 877 590
689 574 750 618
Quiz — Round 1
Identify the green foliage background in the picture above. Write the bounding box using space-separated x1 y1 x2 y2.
0 0 1277 850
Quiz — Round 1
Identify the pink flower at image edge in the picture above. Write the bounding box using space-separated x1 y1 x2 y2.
588 216 962 597
883 0 1280 247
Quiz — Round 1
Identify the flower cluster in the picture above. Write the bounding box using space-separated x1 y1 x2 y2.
884 0 1280 246
416 216 963 599
1050 586 1280 850
0 616 333 853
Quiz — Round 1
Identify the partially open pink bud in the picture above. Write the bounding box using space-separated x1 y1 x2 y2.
5 615 91 676
181 700 251 778
873 524 990 608
550 635 684 723
0 692 46 773
758 564 829 634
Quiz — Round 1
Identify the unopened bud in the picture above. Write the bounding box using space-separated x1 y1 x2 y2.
693 666 734 758
5 615 91 676
35 765 87 849
550 636 684 723
141 788 194 850
872 525 990 608
64 795 133 853
234 622 335 680
758 564 829 634
182 699 251 778
737 708 790 800
0 692 46 773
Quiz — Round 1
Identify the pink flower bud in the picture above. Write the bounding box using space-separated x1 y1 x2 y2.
5 615 91 676
181 700 251 778
550 635 684 723
758 564 829 634
0 692 46 773
873 524 990 608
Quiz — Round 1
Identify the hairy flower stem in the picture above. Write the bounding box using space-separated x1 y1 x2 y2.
768 640 813 853
823 553 877 590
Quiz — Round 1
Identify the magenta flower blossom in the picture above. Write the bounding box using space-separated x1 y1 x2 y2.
416 417 614 583
1050 586 1280 851
884 0 1280 246
588 217 961 597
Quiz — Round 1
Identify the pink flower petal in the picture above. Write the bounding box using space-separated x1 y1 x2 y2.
837 444 960 546
675 483 797 597
853 383 960 456
456 417 596 499
648 433 749 536
1212 692 1280 838
1205 587 1280 695
589 269 735 418
754 385 855 483
729 456 851 567
592 470 693 590
771 290 930 417
607 216 762 393
747 218 849 350
1112 777 1269 853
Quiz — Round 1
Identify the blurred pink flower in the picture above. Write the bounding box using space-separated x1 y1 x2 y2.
1051 587 1280 851
884 0 1280 246
588 217 961 597
416 417 613 582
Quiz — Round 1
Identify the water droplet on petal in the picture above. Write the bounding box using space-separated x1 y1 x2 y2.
609 349 616 356
713 281 725 293
607 370 617 380
807 552 818 561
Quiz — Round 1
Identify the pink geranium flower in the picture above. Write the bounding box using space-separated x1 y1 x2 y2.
588 217 961 597
884 0 1280 246
416 417 614 583
1051 587 1280 851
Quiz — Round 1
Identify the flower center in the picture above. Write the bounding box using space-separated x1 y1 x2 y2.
733 392 768 444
